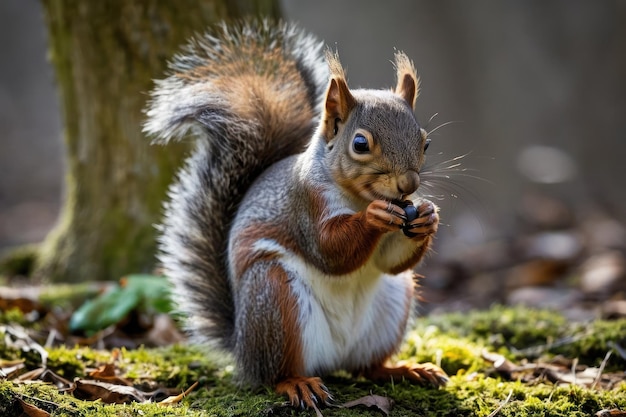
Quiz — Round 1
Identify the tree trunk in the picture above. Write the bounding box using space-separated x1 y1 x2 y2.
37 1 281 282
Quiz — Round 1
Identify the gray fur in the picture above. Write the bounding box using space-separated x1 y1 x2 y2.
144 21 328 351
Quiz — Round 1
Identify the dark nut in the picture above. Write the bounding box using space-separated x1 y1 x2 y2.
393 200 420 237
403 204 418 223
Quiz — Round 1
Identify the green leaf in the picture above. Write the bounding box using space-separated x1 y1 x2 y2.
122 274 173 314
69 275 172 334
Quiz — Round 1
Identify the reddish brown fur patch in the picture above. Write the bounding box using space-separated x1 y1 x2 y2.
232 193 387 277
395 73 417 109
393 51 419 109
304 185 401 275
232 185 385 278
270 265 305 378
179 43 316 148
231 222 300 280
230 226 305 378
315 211 384 275
212 70 314 143
321 51 356 141
321 77 356 141
302 185 382 274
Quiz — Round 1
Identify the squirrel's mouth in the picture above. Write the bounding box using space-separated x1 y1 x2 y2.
360 173 420 203
343 174 416 203
364 188 407 204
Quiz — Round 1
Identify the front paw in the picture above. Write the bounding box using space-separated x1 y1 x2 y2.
403 200 439 239
365 200 407 232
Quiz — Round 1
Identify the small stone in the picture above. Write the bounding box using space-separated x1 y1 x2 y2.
602 300 626 319
523 231 583 262
579 251 626 294
506 259 570 288
582 214 626 251
507 286 581 310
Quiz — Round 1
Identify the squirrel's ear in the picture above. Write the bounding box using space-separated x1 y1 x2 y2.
394 51 419 109
322 51 356 141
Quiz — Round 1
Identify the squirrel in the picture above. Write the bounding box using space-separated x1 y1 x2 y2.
144 20 448 409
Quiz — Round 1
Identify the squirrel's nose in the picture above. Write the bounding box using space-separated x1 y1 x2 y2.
397 171 420 196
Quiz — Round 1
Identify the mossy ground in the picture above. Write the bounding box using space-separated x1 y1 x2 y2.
2 306 625 416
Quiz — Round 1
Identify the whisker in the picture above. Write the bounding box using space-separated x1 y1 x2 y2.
423 172 491 202
424 171 493 185
427 112 440 126
417 148 496 237
451 153 470 161
433 151 472 164
426 120 461 137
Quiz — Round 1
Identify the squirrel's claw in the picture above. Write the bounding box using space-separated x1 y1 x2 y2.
402 200 439 238
275 376 332 409
364 361 449 388
366 200 407 232
404 362 449 386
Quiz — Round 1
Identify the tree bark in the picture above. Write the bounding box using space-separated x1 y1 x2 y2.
38 1 281 282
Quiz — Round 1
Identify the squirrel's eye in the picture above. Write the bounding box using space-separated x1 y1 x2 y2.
352 134 370 153
420 128 430 152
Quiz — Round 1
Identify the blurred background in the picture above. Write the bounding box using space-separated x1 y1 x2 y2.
1 1 625 313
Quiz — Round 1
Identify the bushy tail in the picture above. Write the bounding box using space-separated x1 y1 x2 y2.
143 20 328 351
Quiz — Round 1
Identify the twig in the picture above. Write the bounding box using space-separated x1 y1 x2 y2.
436 349 443 369
591 350 612 390
487 389 513 417
18 393 60 408
513 333 587 358
571 357 578 387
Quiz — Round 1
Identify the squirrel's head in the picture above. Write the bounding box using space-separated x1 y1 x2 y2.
320 51 430 203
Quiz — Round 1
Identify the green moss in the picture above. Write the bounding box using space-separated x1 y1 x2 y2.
121 345 227 388
0 307 31 327
400 325 487 375
0 244 39 277
1 380 208 417
46 345 102 378
420 305 626 370
2 306 626 416
421 305 568 347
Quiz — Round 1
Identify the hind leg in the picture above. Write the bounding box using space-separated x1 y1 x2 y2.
233 261 331 408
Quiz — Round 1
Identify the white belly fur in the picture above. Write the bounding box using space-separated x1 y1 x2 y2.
281 253 414 375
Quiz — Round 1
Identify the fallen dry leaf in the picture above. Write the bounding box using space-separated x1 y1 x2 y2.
482 349 622 390
2 325 48 368
1 359 25 379
16 397 51 417
73 379 148 403
342 394 394 416
15 367 73 390
481 350 517 373
596 410 626 417
88 363 133 386
0 286 46 316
